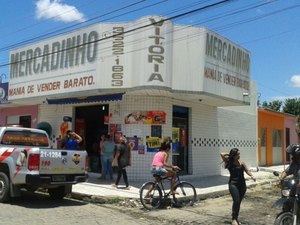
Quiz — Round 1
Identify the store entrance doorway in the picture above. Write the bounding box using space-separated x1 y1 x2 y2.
172 105 189 175
75 104 108 172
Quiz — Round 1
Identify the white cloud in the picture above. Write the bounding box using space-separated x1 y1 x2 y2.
256 9 264 14
270 95 299 101
35 0 86 23
289 75 300 87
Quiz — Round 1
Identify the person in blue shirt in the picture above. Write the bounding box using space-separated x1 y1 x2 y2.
64 130 82 150
101 134 115 180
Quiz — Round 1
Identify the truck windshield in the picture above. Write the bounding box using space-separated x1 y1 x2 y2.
1 130 49 147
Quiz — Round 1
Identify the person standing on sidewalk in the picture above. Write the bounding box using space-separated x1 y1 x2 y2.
220 148 256 225
99 134 106 179
63 130 82 150
112 136 131 189
101 134 115 180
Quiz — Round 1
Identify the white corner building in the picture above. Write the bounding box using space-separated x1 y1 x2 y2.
5 16 257 181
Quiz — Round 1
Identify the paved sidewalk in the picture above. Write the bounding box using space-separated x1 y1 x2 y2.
71 165 287 202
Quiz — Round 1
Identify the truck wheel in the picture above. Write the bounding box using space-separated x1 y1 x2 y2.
0 172 10 202
48 186 67 200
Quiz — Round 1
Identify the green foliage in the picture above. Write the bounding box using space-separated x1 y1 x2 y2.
261 100 282 111
282 98 300 115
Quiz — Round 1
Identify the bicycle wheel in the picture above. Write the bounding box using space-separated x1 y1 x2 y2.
140 181 162 210
173 181 197 207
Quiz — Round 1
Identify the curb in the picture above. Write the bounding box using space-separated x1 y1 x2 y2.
70 191 128 204
69 177 278 205
258 166 288 173
258 167 277 173
69 168 282 205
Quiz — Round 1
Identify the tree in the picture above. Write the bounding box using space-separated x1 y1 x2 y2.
282 98 300 115
261 100 282 111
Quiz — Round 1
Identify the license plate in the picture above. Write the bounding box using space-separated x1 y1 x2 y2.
52 175 66 182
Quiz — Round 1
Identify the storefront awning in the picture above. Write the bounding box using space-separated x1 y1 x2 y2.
46 93 123 104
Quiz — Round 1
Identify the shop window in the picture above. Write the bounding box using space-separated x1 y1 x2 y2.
261 128 266 147
20 115 31 128
272 129 282 147
6 115 31 128
6 115 19 125
172 105 189 174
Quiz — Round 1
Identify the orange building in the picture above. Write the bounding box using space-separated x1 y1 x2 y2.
258 108 298 166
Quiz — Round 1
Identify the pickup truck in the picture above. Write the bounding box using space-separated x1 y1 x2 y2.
0 126 88 202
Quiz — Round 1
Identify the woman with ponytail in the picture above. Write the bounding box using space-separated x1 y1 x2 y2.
220 148 256 225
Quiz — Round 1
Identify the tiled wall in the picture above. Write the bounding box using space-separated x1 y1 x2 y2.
38 94 258 181
121 95 173 181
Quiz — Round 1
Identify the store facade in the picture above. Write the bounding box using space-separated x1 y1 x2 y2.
6 16 257 181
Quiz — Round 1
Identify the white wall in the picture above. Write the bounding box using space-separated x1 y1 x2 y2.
273 147 283 165
36 82 258 181
121 85 257 181
38 104 73 148
120 95 173 181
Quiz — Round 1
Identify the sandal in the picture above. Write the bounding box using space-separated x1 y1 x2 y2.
232 219 238 225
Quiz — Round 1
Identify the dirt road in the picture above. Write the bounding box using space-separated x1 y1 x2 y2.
102 182 281 225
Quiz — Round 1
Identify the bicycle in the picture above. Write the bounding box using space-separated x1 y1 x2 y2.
139 172 197 210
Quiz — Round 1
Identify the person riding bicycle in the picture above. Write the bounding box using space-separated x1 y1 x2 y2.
279 144 300 181
151 142 180 195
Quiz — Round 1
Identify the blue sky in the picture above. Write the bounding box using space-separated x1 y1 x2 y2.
0 0 299 103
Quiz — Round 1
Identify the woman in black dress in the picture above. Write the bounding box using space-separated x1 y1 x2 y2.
220 148 256 225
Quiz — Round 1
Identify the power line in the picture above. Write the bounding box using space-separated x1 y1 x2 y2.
0 0 214 55
2 0 277 56
2 0 291 70
0 0 214 66
211 3 300 33
2 0 296 100
1 0 213 52
256 81 298 100
0 0 233 69
0 0 97 43
6 0 281 67
3 0 297 92
0 0 149 51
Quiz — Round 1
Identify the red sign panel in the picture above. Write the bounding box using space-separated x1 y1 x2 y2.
2 133 49 146
125 111 166 124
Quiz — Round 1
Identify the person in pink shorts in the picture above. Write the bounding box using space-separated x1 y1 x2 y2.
151 143 180 195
